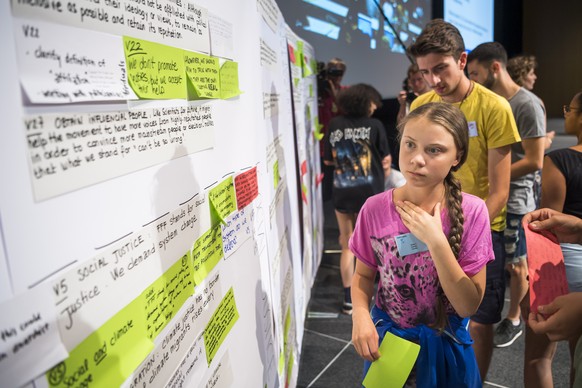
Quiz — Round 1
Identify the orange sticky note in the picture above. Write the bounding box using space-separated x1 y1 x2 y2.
523 219 569 314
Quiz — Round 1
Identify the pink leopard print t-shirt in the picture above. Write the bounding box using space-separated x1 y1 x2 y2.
349 189 493 329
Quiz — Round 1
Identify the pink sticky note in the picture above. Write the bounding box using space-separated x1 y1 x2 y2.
523 219 569 314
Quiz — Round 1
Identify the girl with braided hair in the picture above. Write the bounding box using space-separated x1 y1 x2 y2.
349 102 493 386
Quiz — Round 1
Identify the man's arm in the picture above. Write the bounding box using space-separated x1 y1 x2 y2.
510 137 545 180
486 145 511 221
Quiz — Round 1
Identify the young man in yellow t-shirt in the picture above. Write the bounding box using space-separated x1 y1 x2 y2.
407 19 521 381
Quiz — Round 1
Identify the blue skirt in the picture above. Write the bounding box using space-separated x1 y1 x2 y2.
363 305 481 387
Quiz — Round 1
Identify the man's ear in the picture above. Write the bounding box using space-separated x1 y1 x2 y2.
458 52 468 70
491 61 502 75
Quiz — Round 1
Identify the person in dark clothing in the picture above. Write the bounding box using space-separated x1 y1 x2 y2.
323 83 391 314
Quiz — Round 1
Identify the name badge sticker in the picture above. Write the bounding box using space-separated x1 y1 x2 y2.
395 233 428 256
468 121 478 137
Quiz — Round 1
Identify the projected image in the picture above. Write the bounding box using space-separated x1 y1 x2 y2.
282 0 429 54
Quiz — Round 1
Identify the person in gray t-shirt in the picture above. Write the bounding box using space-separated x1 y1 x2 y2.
467 42 546 352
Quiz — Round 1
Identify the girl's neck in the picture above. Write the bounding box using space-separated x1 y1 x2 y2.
394 184 446 213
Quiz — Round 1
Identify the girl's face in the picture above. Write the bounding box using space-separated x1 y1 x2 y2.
564 95 582 136
399 116 460 188
523 69 537 90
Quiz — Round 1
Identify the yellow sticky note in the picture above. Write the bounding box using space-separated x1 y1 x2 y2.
123 36 186 99
219 61 242 99
208 176 236 225
204 287 239 364
184 51 220 99
273 160 280 189
141 252 194 339
192 225 224 286
46 298 152 388
362 332 420 388
314 116 324 141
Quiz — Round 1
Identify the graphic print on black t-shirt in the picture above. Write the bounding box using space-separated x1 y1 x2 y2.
329 126 373 189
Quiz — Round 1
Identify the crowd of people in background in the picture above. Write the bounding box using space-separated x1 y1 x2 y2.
318 17 582 388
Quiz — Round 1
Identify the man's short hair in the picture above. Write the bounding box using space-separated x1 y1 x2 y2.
407 19 465 60
467 42 508 67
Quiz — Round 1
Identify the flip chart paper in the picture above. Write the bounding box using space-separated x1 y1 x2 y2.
523 219 569 314
362 331 420 388
12 0 210 53
0 283 68 388
15 19 137 104
25 103 214 201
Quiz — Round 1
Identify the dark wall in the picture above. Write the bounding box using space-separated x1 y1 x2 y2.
523 0 582 117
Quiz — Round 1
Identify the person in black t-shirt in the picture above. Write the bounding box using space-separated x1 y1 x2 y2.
323 83 391 314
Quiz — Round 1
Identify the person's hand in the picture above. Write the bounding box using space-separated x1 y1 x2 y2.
524 208 582 244
352 310 380 362
528 292 582 342
395 201 445 246
397 90 407 106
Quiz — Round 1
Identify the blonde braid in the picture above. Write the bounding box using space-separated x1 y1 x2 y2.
445 172 464 258
431 172 464 332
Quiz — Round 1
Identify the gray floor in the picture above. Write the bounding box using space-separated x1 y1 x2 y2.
297 122 575 388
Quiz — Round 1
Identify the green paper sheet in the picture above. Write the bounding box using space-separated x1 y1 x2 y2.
362 332 420 388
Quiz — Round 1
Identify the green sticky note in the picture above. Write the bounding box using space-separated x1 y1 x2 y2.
141 252 194 339
273 160 280 189
219 61 241 99
278 350 285 374
123 37 186 99
314 116 324 141
192 225 224 286
184 51 220 99
362 332 420 388
204 287 239 364
208 176 236 225
46 298 152 388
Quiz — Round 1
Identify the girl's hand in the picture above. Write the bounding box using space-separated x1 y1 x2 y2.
395 200 444 245
352 311 380 362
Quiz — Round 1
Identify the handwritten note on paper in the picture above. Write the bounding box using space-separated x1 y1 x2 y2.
52 199 202 350
362 332 420 388
12 0 210 53
208 13 234 59
0 284 68 388
142 253 194 340
166 334 206 388
523 220 569 314
192 226 224 286
25 103 214 200
219 61 241 99
123 37 186 99
208 177 236 225
221 208 252 258
15 19 137 104
46 297 153 388
203 288 239 365
257 0 281 32
234 167 259 210
184 52 220 99
201 352 234 387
